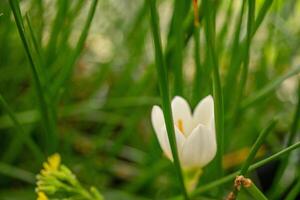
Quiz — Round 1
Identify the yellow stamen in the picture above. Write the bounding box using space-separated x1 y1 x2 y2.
177 119 184 133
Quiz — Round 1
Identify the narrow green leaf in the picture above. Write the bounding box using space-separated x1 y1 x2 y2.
50 0 98 101
9 0 57 153
0 162 35 184
0 94 43 163
191 141 300 197
148 0 188 198
172 0 185 96
203 0 224 180
240 119 277 175
243 182 268 200
241 66 300 109
268 80 300 198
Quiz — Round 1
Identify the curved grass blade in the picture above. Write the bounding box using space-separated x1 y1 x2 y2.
190 140 300 197
9 0 57 153
147 0 188 198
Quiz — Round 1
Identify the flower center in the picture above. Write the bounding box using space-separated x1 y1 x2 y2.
177 119 184 134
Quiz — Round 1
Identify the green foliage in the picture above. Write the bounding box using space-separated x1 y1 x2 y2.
0 0 300 199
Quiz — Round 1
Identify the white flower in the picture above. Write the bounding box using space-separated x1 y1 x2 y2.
151 95 217 169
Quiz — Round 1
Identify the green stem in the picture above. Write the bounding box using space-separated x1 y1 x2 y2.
203 0 224 180
232 118 276 199
243 182 268 200
192 23 202 105
231 0 255 126
172 0 184 96
191 141 300 197
240 119 277 175
148 0 188 199
9 0 57 153
268 80 300 198
0 94 43 163
285 172 300 200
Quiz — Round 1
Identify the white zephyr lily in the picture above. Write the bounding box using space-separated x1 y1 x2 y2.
151 95 217 169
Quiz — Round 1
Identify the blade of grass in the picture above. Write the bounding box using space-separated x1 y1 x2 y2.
192 0 203 106
148 0 188 198
231 0 255 120
0 94 43 163
50 0 98 102
190 140 300 197
233 119 277 198
241 65 300 109
285 172 300 200
44 0 69 67
242 182 268 200
240 120 277 176
253 0 274 36
9 0 57 153
224 0 246 107
172 0 184 96
0 162 35 184
203 0 224 180
268 80 300 198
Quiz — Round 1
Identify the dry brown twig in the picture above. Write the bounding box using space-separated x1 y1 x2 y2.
225 175 253 200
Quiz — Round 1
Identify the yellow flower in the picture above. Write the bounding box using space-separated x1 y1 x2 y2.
41 153 61 175
37 192 48 200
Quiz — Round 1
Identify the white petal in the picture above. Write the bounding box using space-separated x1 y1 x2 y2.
181 124 217 168
151 105 165 135
160 125 186 161
171 96 193 136
193 95 214 129
151 106 166 154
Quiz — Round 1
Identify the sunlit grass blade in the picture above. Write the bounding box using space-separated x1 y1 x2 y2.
253 0 274 35
224 0 245 107
9 0 57 153
50 0 98 101
148 0 188 198
190 140 300 197
0 94 43 163
241 66 300 109
231 0 255 118
44 0 69 67
268 80 300 198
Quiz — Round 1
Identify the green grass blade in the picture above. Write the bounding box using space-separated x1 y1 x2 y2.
148 0 188 198
233 118 276 198
232 0 255 115
224 0 246 106
268 80 300 198
192 25 202 105
172 0 184 96
241 66 300 109
285 173 300 200
253 0 274 36
239 119 277 176
50 0 98 100
9 0 57 153
243 182 268 200
0 162 35 184
191 140 300 197
203 0 224 180
0 94 43 163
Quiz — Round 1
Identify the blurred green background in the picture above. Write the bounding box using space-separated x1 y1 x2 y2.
0 0 300 199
